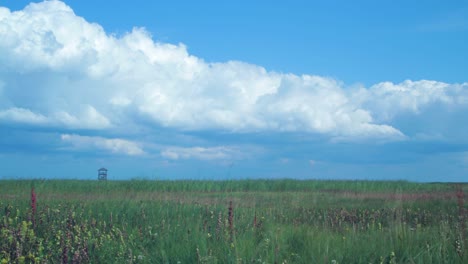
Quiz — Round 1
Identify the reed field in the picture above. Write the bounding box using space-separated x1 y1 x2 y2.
0 179 467 263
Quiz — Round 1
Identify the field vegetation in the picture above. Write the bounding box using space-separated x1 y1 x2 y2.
0 179 467 263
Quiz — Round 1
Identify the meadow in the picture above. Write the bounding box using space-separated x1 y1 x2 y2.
0 179 466 263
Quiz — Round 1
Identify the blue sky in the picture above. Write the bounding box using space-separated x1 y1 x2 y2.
0 0 467 181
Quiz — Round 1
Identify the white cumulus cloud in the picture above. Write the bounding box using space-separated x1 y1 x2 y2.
0 0 467 144
161 146 240 161
0 105 110 129
356 80 468 121
53 105 111 129
0 107 48 124
61 134 145 156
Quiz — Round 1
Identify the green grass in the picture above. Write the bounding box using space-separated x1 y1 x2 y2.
0 179 467 263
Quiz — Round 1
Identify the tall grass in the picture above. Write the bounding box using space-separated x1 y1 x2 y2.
0 179 459 193
0 179 466 263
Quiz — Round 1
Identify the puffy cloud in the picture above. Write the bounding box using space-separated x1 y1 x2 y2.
0 107 48 124
161 146 240 161
356 80 468 121
61 134 144 156
53 105 111 129
0 0 467 144
0 105 110 129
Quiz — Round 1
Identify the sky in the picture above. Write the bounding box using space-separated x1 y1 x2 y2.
0 0 467 181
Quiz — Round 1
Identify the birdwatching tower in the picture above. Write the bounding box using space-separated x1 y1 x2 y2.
98 167 108 181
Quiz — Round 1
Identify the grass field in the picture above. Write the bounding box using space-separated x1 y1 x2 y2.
0 179 467 263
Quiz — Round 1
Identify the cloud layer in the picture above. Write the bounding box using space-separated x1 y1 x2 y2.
1 1 467 158
61 134 144 156
161 146 240 161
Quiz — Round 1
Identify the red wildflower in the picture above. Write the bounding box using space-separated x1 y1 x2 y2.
31 186 37 226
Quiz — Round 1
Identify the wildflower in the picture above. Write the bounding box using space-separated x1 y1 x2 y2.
31 187 37 227
228 201 234 241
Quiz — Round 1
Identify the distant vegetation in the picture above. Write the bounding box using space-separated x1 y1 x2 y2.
0 179 466 263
